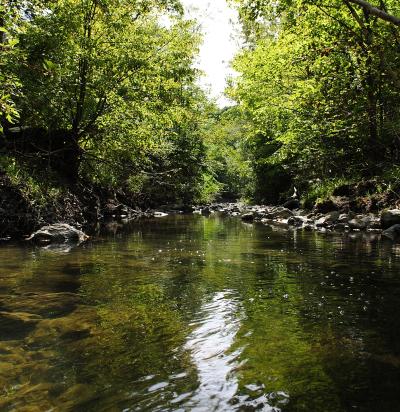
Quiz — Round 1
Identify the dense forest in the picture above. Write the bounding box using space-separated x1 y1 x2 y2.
1 0 400 236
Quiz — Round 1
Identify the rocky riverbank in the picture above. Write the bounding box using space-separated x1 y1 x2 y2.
0 169 155 240
3 162 400 244
193 203 400 242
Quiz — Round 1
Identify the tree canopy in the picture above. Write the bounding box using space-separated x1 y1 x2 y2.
228 0 400 202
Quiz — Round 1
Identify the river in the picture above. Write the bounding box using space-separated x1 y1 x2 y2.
1 214 400 411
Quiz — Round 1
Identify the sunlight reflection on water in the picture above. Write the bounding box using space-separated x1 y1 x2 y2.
184 291 242 411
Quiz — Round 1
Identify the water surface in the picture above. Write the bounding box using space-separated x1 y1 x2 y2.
1 214 400 411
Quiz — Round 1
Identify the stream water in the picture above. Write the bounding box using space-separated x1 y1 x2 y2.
1 214 400 411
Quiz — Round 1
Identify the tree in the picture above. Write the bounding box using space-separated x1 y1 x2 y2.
0 1 25 131
229 0 400 200
14 0 196 183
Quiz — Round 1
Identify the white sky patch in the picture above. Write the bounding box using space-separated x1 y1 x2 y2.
180 0 241 107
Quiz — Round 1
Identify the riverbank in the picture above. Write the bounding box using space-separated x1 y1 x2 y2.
0 169 152 240
194 203 400 241
2 165 400 243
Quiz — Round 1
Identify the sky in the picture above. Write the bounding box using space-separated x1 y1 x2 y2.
180 0 241 107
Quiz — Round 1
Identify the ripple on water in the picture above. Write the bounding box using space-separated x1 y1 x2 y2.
180 290 279 411
181 291 242 411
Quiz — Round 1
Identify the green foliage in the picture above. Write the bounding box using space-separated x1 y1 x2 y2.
0 2 26 130
201 106 255 201
229 0 400 203
302 177 353 209
1 0 211 205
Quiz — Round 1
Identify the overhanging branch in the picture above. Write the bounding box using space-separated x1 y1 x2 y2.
346 0 400 26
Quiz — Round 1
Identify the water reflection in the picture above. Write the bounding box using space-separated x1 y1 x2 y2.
1 215 400 411
184 291 242 411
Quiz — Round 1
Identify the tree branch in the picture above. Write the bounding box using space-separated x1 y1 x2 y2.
346 0 400 26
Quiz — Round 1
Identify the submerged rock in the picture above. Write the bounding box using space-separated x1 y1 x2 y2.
27 223 88 245
0 311 41 340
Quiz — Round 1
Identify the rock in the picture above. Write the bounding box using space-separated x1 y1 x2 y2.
338 213 349 224
367 228 382 234
27 223 89 245
0 311 41 340
333 223 347 231
154 211 168 218
283 199 300 210
315 211 340 227
381 210 400 230
57 384 96 409
103 200 133 217
181 205 195 214
2 292 80 318
28 307 95 345
241 213 255 222
382 224 400 241
267 207 293 219
348 216 370 230
287 216 305 227
368 216 381 229
201 207 211 216
314 196 349 213
293 209 309 217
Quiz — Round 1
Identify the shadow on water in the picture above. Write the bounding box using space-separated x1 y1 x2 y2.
1 214 400 410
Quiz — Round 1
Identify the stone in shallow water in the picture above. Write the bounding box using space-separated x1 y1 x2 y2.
287 216 305 227
0 311 41 340
56 383 96 408
27 223 88 245
2 292 80 318
27 306 96 345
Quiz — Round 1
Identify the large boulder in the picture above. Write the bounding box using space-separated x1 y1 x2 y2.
201 207 211 216
381 210 400 230
27 223 88 245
